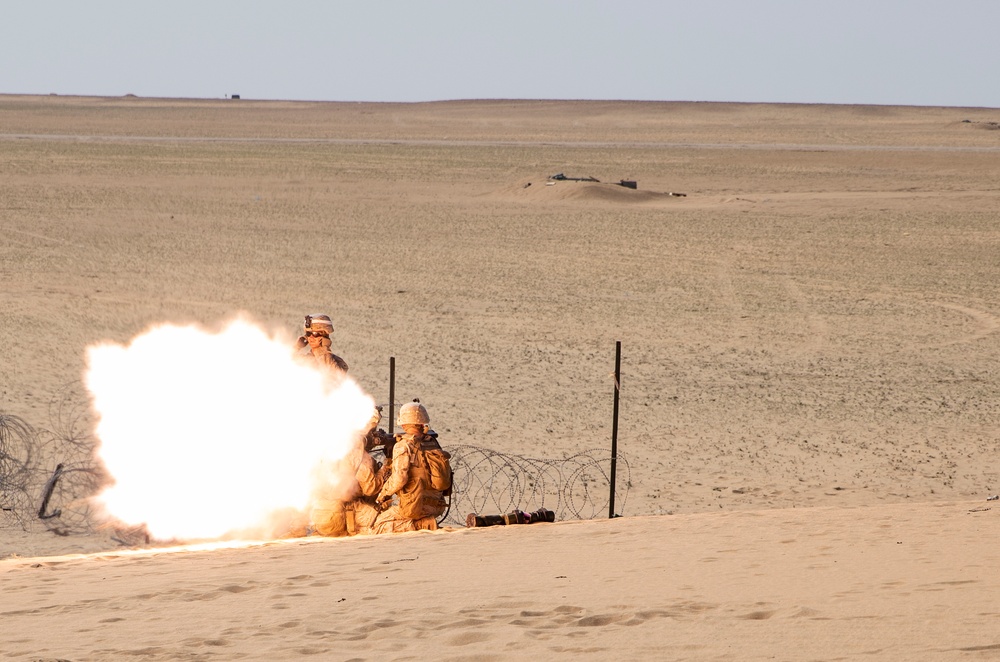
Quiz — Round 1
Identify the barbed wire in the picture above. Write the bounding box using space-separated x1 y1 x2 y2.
1 382 105 536
443 444 630 525
4 386 630 540
1 412 37 528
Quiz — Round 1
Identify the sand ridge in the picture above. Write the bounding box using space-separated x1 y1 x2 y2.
2 501 998 659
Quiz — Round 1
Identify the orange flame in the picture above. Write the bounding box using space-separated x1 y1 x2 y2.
85 318 374 541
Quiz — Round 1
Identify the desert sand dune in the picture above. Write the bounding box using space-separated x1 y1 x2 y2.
2 501 998 660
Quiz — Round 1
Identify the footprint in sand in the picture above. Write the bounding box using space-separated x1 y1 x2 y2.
446 630 493 646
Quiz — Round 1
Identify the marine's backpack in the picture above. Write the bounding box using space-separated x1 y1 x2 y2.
418 436 453 495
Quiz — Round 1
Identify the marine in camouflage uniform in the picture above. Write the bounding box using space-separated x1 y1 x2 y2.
373 401 447 534
309 446 383 536
310 410 386 536
297 314 348 374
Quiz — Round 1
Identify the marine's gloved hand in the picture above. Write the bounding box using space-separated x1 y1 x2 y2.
362 408 381 436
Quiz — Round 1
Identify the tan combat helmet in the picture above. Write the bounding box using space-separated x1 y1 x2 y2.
397 400 430 428
304 314 334 336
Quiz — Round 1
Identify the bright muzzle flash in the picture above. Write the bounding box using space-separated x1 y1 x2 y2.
84 318 374 541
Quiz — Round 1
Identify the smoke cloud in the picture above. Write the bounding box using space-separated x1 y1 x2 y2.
85 318 374 541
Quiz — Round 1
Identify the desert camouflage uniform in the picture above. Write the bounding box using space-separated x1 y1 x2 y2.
373 432 447 534
307 338 348 373
310 446 383 536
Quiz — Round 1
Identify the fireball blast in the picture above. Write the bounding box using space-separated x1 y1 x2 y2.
85 318 374 541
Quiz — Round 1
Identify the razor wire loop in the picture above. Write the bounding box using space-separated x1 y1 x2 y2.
1 413 37 528
1 382 104 535
443 445 630 525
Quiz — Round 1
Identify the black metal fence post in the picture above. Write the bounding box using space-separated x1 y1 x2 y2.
389 356 395 434
609 341 621 518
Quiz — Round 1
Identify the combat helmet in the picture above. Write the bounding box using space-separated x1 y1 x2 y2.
304 314 334 336
397 399 430 428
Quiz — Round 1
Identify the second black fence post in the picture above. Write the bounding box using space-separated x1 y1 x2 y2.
389 356 395 434
609 341 621 519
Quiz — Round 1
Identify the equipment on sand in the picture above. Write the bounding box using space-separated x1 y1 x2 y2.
465 508 555 528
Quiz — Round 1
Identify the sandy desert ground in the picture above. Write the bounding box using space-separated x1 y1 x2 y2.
1 95 999 660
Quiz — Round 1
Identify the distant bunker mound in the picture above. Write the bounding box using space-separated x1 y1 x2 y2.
497 173 687 205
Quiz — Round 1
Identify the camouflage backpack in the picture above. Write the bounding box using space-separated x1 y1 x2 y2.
418 436 453 495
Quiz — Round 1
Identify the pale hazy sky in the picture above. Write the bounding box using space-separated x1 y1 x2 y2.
3 0 998 108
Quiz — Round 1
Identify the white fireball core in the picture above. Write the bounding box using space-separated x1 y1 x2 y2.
85 318 374 541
